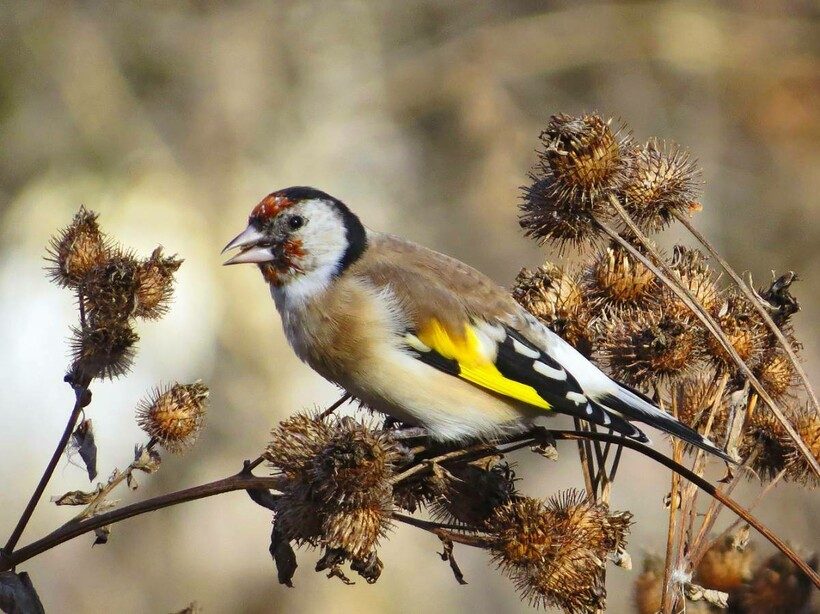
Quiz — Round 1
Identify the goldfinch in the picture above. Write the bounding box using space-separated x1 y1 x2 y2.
223 186 730 461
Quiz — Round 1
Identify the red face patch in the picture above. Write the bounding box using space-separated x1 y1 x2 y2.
251 193 295 220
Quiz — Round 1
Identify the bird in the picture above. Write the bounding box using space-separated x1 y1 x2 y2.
223 186 732 461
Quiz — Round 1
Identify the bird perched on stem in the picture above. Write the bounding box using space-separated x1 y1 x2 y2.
223 186 731 461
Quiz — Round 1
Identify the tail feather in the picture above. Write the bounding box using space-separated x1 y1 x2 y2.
597 386 735 463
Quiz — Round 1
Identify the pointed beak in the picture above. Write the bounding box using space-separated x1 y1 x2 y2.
222 225 274 265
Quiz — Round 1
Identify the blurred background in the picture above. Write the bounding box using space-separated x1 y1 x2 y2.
0 1 817 612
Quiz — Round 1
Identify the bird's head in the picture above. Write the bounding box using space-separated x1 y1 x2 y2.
222 187 367 290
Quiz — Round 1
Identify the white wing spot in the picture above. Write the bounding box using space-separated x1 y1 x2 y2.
512 339 540 359
567 391 587 405
585 404 594 416
600 410 611 425
533 360 568 381
477 322 507 342
405 334 431 353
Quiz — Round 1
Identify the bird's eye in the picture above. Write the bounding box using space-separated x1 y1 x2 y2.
288 215 305 230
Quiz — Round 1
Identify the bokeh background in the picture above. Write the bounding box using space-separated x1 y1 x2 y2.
0 1 817 612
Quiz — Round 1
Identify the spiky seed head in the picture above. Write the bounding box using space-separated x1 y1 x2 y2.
266 412 334 476
666 246 722 317
542 114 629 196
513 263 595 357
429 460 518 527
488 491 631 613
322 492 393 559
695 535 755 592
619 139 702 233
583 245 655 307
783 404 820 486
705 295 767 371
754 348 797 401
82 252 141 322
600 306 701 387
731 552 818 613
675 377 729 445
70 320 139 380
739 408 791 482
633 555 664 614
310 417 404 507
519 114 631 249
134 247 183 319
274 486 323 547
136 382 209 453
46 207 110 287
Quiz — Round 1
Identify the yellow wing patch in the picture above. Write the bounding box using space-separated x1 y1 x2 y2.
415 319 551 410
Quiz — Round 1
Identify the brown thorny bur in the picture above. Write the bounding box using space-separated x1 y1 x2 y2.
47 207 183 383
47 208 206 467
264 412 633 610
511 112 817 609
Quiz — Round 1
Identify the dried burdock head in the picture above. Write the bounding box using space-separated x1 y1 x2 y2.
666 246 722 318
619 139 702 233
600 305 701 388
429 458 518 527
756 271 800 328
487 491 631 613
738 408 791 482
729 551 818 614
70 320 139 380
519 114 631 249
695 534 755 592
309 416 405 507
633 555 664 614
266 412 334 477
82 251 141 321
135 382 209 453
675 377 729 446
267 414 403 563
754 347 797 401
391 473 445 514
274 486 324 547
704 294 767 372
134 247 183 320
582 244 656 308
46 207 111 287
542 114 630 199
322 491 393 560
783 404 820 487
512 263 595 357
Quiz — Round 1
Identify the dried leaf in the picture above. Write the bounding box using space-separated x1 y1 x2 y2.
684 582 728 608
93 525 111 546
438 536 468 585
613 547 632 569
169 601 202 614
350 551 383 584
52 489 97 506
133 445 162 474
71 419 98 481
126 472 139 490
270 524 297 587
0 571 45 614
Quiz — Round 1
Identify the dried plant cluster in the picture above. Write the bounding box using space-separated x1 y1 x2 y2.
514 112 818 612
47 207 183 382
263 411 632 612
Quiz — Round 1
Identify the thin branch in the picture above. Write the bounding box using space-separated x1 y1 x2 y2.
0 473 287 571
674 210 818 414
596 206 819 478
2 383 89 557
2 430 816 588
319 393 351 419
660 398 683 614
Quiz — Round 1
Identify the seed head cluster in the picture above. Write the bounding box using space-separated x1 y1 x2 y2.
46 207 183 381
266 414 406 580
